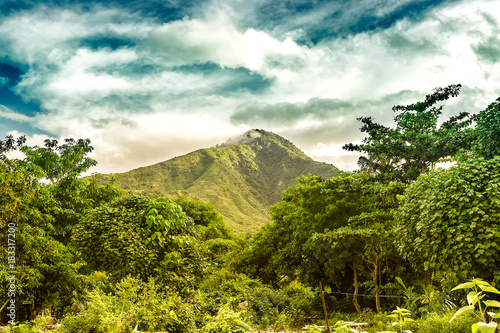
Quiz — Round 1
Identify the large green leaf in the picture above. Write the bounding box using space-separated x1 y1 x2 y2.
468 291 480 305
480 285 500 294
484 300 500 308
472 322 498 333
449 305 475 322
452 282 476 291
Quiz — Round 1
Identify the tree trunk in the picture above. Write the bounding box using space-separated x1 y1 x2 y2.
373 261 381 313
353 266 361 314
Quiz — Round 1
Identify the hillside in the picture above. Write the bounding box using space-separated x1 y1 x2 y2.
95 129 341 233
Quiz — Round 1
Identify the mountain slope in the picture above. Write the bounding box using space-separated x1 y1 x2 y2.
96 129 341 233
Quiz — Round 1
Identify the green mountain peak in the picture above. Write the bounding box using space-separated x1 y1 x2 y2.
95 129 340 233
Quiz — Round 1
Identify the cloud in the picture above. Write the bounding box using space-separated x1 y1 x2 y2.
145 12 308 79
219 129 262 147
0 104 33 122
230 98 354 126
230 90 422 128
1 0 500 175
0 76 9 87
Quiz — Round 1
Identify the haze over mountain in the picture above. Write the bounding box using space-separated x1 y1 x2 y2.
96 129 340 233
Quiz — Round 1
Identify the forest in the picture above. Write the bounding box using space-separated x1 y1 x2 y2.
1 84 500 333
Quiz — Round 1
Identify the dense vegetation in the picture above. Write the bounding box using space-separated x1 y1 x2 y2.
1 85 500 332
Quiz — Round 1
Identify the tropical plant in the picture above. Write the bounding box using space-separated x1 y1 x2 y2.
449 278 500 333
199 306 252 333
379 307 414 333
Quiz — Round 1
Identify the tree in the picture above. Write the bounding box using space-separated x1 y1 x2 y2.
475 97 500 159
357 152 397 175
344 84 475 181
21 138 97 184
72 195 208 290
312 176 405 313
0 163 85 321
0 134 26 161
394 157 500 286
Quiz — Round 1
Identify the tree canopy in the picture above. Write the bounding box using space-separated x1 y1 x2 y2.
394 156 500 286
343 84 476 181
21 138 97 184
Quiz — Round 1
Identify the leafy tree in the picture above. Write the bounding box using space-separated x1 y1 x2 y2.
230 176 346 287
234 174 406 314
0 163 85 320
394 157 500 286
344 84 475 181
72 195 208 290
475 97 500 159
174 198 233 240
312 176 405 313
21 138 97 184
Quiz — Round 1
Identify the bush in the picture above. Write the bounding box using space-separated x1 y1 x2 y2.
199 306 252 333
59 276 195 333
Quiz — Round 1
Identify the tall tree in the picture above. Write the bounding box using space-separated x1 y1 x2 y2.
21 138 97 184
344 84 475 181
0 134 26 160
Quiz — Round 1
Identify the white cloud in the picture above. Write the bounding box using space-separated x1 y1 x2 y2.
146 12 307 78
1 0 500 174
0 105 33 123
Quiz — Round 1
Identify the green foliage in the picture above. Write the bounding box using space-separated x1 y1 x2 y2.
199 306 252 333
475 97 500 159
394 157 500 285
21 138 97 184
59 276 195 333
382 307 414 333
72 195 158 279
72 194 206 287
344 84 475 182
174 197 233 240
395 278 455 316
0 163 85 317
414 311 478 333
450 278 500 333
145 197 189 247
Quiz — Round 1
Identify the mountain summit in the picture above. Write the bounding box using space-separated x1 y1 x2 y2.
98 129 340 233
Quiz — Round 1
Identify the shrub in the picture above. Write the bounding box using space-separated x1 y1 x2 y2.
199 306 252 333
59 276 195 333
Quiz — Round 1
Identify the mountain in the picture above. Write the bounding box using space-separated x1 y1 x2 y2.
95 129 341 234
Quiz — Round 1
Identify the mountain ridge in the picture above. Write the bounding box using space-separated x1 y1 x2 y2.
95 129 341 233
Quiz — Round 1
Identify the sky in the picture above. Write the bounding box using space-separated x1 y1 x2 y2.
1 0 499 174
